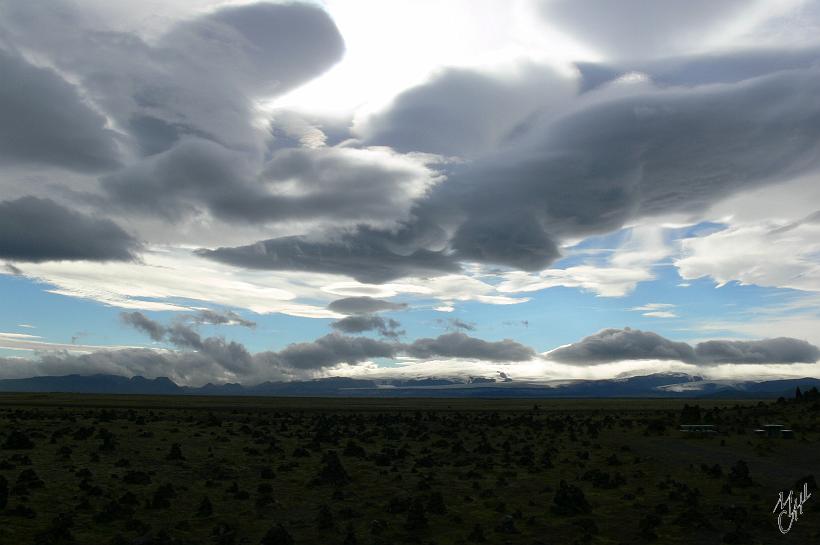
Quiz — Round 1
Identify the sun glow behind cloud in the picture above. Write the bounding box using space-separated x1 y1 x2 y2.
272 0 595 116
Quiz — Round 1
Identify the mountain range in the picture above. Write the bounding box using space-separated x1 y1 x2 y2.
1 372 819 398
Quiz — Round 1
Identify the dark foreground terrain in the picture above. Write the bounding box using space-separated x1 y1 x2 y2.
0 393 817 545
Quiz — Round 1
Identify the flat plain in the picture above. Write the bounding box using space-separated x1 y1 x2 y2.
0 393 817 544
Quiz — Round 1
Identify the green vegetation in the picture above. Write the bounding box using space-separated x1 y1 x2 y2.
0 394 817 544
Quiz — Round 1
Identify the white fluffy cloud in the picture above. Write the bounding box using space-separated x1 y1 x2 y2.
3 247 340 317
498 225 671 297
676 217 820 293
0 332 139 354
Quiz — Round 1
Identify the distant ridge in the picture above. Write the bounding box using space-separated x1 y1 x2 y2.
0 374 181 395
1 373 819 398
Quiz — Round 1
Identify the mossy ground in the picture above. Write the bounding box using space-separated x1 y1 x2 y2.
0 394 817 544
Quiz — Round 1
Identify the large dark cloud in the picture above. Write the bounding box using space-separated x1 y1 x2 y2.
330 315 404 339
202 61 820 280
0 48 119 171
0 197 140 262
262 330 539 371
450 213 561 271
0 1 344 157
695 338 820 365
5 0 820 300
327 296 407 315
276 331 535 364
102 139 434 228
198 229 459 284
272 334 398 370
442 67 820 251
548 328 696 364
548 327 820 365
405 332 535 362
0 0 351 270
102 139 257 221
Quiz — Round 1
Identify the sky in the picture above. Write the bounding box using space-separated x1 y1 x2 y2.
2 0 820 386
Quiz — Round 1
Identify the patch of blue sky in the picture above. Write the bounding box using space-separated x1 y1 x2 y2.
0 274 331 355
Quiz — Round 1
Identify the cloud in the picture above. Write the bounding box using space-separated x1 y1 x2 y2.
495 222 669 297
642 311 677 319
405 332 535 362
6 247 346 317
119 310 390 373
102 138 260 221
201 60 820 284
441 318 476 331
271 333 398 370
0 349 272 386
498 265 652 298
358 63 575 157
0 197 141 262
103 140 440 229
330 315 404 339
437 67 820 265
548 328 697 364
576 46 820 92
3 0 820 366
1 330 392 385
631 303 675 311
695 338 820 365
0 1 345 155
198 228 460 283
120 311 165 341
321 275 528 309
538 0 765 60
327 296 407 315
185 335 254 375
259 146 441 227
450 213 562 271
115 312 539 382
0 0 350 257
0 48 120 172
14 318 817 386
163 2 344 97
630 303 678 319
676 217 820 293
548 327 820 365
189 309 256 328
0 332 138 354
121 311 254 371
120 311 255 375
